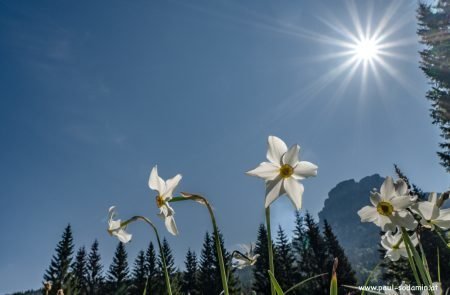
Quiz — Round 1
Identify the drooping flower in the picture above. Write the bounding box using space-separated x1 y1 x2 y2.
357 176 418 231
381 230 418 262
247 135 318 209
412 192 450 230
107 206 132 243
149 165 182 236
232 243 260 269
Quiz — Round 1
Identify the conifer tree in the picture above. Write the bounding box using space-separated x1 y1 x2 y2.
144 242 158 295
322 220 356 290
87 240 103 294
198 232 216 294
157 238 179 294
292 211 308 286
182 249 199 295
131 250 147 295
394 164 426 199
72 246 88 295
301 213 328 294
44 224 75 294
417 0 450 171
274 225 296 291
107 242 130 294
252 224 270 295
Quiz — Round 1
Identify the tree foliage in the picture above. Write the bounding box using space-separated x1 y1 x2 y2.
417 0 450 171
43 224 74 294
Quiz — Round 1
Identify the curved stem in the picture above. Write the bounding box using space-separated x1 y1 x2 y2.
226 250 254 282
170 195 229 295
121 216 173 295
266 206 275 295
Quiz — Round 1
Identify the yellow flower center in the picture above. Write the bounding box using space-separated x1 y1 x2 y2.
279 164 294 178
156 195 165 208
376 201 394 216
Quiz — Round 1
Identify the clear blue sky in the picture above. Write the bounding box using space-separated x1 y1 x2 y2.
0 0 448 293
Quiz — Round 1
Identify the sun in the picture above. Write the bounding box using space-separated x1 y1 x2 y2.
295 0 415 98
353 37 380 61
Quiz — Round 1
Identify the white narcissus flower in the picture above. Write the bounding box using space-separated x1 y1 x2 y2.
149 165 182 236
108 206 132 243
232 243 260 269
247 135 318 209
357 177 418 231
381 230 418 262
412 192 450 230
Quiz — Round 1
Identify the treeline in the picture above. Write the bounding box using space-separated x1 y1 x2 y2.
36 212 356 295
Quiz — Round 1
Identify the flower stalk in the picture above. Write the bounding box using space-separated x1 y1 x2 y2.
170 194 229 295
266 206 275 295
119 216 173 295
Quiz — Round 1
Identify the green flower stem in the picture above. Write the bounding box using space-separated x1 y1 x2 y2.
284 273 327 294
401 227 434 295
266 206 276 295
437 247 441 284
170 195 229 295
435 228 450 248
121 216 172 295
361 261 382 295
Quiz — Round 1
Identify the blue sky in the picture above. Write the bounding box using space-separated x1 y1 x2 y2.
0 0 448 293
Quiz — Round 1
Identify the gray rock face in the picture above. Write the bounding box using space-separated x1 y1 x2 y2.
318 174 385 282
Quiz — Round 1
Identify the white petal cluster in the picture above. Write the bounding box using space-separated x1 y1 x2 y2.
149 165 182 236
358 176 450 262
412 192 450 231
108 206 132 243
247 135 318 210
357 177 417 232
381 231 418 262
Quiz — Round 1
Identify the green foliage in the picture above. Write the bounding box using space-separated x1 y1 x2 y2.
182 249 199 295
253 224 271 294
87 240 104 295
157 238 180 294
131 250 147 294
107 242 130 293
44 224 75 294
72 246 88 295
322 220 357 291
300 213 329 294
198 232 216 294
274 225 296 291
144 242 158 294
417 0 450 171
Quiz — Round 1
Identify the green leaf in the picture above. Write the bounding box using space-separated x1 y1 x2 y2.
284 273 327 294
330 273 338 295
402 228 434 295
268 270 285 295
142 277 148 295
361 261 381 295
